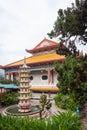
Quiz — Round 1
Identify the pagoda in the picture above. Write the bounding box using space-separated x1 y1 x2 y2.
18 59 31 112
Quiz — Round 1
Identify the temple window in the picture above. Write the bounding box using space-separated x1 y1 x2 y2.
29 76 33 80
42 75 48 80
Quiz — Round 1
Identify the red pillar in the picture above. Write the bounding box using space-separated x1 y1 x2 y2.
48 69 51 84
8 72 10 80
4 72 6 80
51 70 54 84
15 72 19 80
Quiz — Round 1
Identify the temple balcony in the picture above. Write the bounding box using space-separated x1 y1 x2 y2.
19 96 30 100
19 98 30 100
20 75 29 78
20 70 28 73
20 80 29 83
20 85 29 88
19 91 30 94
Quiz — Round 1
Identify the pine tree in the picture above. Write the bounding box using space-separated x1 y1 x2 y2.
55 55 87 106
48 0 87 56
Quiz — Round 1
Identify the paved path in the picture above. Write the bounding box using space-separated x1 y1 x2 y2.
50 100 66 114
0 106 6 115
30 99 66 115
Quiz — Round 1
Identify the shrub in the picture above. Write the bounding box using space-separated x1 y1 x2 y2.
54 93 77 111
0 111 82 130
0 92 19 106
52 111 82 130
39 94 52 119
0 79 18 85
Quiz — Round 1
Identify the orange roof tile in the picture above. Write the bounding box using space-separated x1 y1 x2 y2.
29 87 59 91
3 53 65 68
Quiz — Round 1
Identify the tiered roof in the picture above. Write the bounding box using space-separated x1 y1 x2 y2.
3 38 65 68
26 38 60 53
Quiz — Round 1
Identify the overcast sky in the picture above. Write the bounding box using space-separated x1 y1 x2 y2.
0 0 86 65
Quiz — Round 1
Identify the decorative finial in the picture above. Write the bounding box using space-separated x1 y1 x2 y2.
24 56 26 65
22 56 27 68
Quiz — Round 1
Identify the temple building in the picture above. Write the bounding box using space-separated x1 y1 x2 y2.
2 38 66 98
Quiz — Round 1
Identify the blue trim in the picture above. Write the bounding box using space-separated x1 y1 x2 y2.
0 84 19 89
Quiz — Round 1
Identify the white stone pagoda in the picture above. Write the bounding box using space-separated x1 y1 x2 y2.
18 59 31 112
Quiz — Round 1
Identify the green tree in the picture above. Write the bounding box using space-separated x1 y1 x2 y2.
55 55 87 107
48 0 87 56
39 94 52 119
48 0 87 109
55 56 77 94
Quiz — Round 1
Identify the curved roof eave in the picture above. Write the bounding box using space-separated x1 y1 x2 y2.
26 44 59 54
3 58 65 69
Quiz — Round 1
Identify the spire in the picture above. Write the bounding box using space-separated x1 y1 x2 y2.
24 56 26 65
22 56 28 68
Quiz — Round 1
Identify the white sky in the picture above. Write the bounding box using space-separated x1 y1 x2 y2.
0 0 86 65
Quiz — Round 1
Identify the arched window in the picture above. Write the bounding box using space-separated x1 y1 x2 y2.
42 75 48 80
